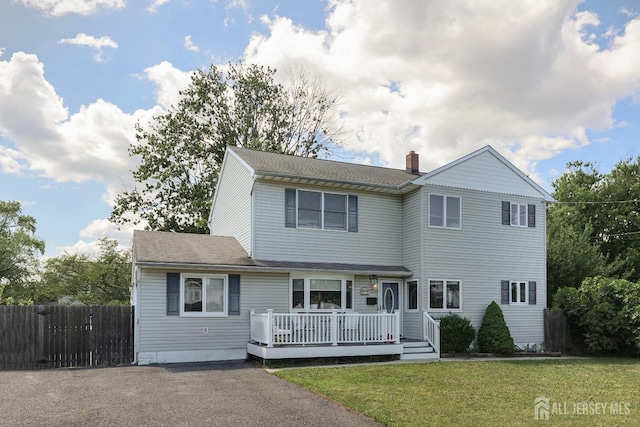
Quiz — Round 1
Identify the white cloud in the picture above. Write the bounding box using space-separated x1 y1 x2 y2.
143 61 193 109
59 219 139 256
147 0 169 13
0 51 165 195
59 33 118 62
243 0 640 180
184 36 199 52
620 7 638 18
13 0 125 16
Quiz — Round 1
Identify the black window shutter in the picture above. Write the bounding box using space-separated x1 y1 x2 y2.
167 272 180 315
528 281 537 305
285 189 296 228
501 280 509 304
228 274 241 315
348 195 358 232
528 204 536 228
502 201 510 225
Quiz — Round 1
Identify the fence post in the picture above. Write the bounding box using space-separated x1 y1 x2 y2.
37 305 46 365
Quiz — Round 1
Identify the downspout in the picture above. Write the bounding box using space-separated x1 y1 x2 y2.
132 264 141 365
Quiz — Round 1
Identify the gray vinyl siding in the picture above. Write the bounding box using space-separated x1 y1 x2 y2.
209 152 253 253
137 268 289 353
421 185 547 345
353 276 382 314
423 149 547 199
401 188 424 339
253 181 404 265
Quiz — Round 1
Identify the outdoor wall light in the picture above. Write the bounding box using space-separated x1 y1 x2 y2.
369 274 378 290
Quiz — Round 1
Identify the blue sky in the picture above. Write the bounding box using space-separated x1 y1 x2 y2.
1 0 639 257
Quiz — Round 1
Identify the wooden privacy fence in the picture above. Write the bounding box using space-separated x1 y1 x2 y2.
0 305 133 370
544 308 573 353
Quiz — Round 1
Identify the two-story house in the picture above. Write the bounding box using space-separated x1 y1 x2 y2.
131 145 553 364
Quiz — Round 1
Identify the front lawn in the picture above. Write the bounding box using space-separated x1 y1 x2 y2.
274 358 640 426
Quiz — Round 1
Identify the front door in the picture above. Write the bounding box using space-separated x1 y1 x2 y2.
381 281 401 339
381 281 400 313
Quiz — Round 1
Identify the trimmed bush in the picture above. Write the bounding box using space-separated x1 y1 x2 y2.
439 313 476 354
477 301 514 355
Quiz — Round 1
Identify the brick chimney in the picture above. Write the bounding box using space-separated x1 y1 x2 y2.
406 150 419 174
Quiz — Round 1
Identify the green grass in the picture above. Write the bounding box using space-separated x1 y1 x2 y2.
274 358 640 426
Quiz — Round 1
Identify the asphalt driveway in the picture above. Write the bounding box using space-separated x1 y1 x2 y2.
0 360 382 427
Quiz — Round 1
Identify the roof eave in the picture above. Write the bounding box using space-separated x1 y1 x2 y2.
134 261 413 277
254 172 420 193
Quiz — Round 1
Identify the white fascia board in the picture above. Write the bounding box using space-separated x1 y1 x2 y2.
208 146 258 230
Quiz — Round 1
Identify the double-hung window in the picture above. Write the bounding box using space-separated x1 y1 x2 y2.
291 275 354 311
511 203 528 227
510 281 528 304
181 274 227 316
429 194 461 229
428 279 461 310
502 201 536 228
501 280 536 305
285 189 357 231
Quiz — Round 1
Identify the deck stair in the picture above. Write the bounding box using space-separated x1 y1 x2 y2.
400 341 439 360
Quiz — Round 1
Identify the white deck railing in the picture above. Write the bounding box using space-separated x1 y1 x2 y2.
250 310 401 347
423 311 441 357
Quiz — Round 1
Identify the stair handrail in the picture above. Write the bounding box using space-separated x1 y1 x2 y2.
423 311 441 357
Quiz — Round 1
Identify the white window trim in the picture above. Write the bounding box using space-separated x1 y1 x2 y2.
509 280 528 305
180 273 228 317
428 193 462 230
510 203 528 227
290 272 355 312
427 278 462 312
405 280 419 312
295 189 350 232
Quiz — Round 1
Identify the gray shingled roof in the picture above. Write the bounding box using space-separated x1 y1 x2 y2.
133 230 411 275
230 146 420 188
133 230 255 266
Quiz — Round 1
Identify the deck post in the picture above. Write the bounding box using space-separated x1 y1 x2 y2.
266 309 274 348
249 309 255 343
331 312 338 346
394 312 401 344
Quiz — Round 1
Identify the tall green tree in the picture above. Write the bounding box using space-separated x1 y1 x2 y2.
37 238 131 305
548 157 640 297
110 63 344 233
0 201 44 304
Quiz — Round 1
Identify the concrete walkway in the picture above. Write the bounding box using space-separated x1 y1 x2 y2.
0 361 382 427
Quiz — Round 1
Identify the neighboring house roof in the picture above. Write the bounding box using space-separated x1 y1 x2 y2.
414 145 555 202
133 230 411 276
228 146 421 191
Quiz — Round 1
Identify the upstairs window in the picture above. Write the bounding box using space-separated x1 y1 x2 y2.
511 281 527 304
501 280 537 305
298 190 322 228
502 202 536 228
511 203 527 227
285 189 358 232
429 194 461 229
